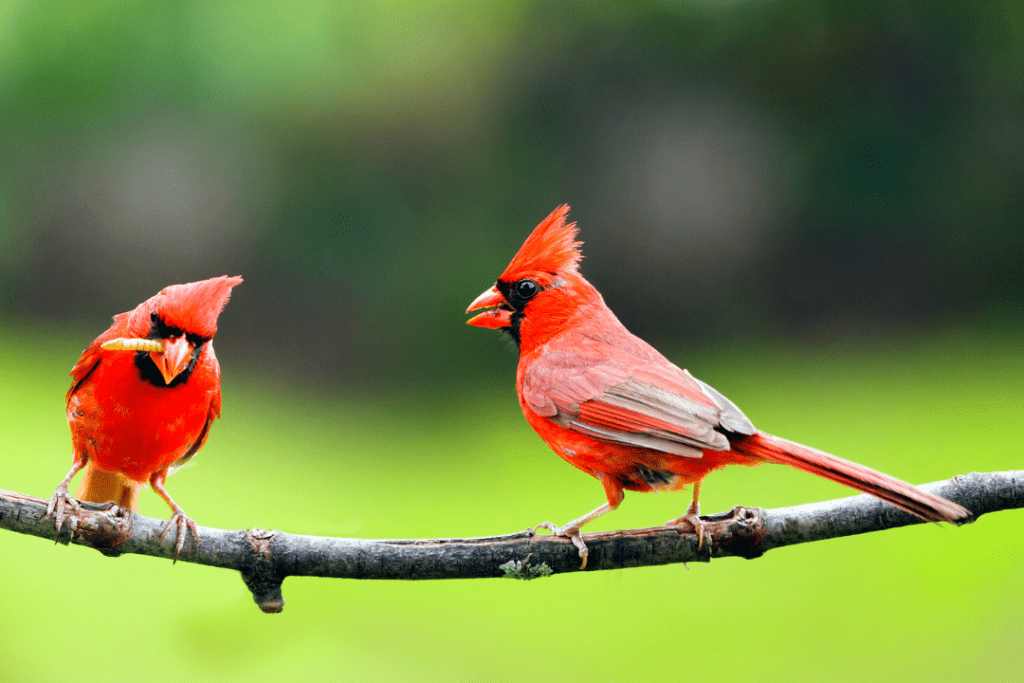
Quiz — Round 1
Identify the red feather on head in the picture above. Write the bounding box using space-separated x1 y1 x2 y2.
124 275 243 340
466 206 595 338
500 204 583 281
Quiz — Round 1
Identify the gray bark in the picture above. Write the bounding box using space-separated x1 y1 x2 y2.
2 470 1020 613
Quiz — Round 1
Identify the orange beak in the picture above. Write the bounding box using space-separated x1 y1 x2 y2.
466 285 513 329
150 336 194 384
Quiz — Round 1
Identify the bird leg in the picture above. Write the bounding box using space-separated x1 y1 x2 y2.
149 469 198 563
46 458 86 541
534 502 614 570
665 479 709 550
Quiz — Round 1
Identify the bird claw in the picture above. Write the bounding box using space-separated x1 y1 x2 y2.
533 521 589 569
45 485 80 542
665 502 709 551
160 507 198 563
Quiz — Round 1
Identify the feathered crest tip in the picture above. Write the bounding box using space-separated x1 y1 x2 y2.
153 275 243 338
502 205 582 279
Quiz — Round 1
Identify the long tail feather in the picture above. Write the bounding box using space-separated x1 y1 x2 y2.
732 431 971 524
75 463 140 511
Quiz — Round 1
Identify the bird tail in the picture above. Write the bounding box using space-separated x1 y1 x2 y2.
731 431 971 524
75 463 140 511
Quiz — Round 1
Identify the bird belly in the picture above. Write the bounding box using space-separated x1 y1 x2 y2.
68 359 212 482
532 418 691 491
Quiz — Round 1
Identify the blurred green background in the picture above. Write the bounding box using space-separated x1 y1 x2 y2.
1 2 1022 682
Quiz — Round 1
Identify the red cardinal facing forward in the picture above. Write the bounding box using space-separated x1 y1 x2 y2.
47 275 242 559
467 206 969 567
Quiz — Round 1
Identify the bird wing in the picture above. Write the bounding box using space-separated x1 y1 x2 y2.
66 311 133 405
521 334 755 457
168 401 218 471
170 347 222 472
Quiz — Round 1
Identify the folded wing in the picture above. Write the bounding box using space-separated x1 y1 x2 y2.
521 335 755 457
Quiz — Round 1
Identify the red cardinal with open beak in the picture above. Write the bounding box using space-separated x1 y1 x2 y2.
467 206 969 567
47 275 242 560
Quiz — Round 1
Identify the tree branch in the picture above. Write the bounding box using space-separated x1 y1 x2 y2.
2 470 1020 613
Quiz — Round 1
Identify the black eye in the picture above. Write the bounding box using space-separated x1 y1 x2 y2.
150 311 158 323
516 279 538 299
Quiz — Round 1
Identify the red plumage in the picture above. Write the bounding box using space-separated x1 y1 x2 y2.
467 206 969 567
47 275 242 559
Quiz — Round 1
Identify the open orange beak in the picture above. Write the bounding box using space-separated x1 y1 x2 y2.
466 285 512 329
150 335 194 384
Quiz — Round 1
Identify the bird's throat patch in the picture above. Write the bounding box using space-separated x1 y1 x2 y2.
505 310 524 348
134 343 205 388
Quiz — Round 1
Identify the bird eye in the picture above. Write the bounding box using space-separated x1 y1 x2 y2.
516 279 538 299
150 311 157 323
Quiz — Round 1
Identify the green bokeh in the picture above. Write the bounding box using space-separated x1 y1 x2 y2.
2 327 1020 682
2 1 1023 382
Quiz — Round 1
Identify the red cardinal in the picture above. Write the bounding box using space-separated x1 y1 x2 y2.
467 206 969 567
47 275 242 560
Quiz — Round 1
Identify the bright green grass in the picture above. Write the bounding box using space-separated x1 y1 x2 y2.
1 326 1021 682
